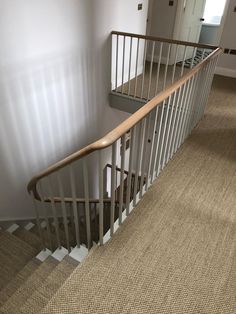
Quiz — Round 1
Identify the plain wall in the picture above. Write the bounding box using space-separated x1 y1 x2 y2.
0 0 148 220
216 0 236 76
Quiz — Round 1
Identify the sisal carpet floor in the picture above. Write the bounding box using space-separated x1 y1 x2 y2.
42 75 236 314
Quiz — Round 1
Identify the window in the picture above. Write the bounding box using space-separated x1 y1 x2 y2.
203 0 227 25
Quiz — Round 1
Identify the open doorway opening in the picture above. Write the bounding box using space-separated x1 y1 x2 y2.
199 0 229 45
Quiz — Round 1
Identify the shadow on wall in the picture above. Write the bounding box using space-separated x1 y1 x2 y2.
0 49 99 219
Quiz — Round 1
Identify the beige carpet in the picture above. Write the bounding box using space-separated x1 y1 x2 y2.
0 231 38 290
116 62 189 100
42 75 236 313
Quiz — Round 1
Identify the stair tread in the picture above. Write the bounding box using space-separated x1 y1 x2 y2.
0 258 41 307
31 224 76 251
19 256 79 313
0 256 59 314
0 231 39 291
13 227 42 250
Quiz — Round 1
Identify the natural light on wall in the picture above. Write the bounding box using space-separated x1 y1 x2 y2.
203 0 227 25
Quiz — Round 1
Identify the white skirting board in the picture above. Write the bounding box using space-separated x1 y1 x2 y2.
215 67 236 78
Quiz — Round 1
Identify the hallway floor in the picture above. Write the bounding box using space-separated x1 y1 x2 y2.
42 75 236 314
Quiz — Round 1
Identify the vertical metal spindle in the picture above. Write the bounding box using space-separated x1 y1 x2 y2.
153 101 165 179
110 142 117 236
147 41 156 100
57 173 70 252
181 46 187 76
174 79 191 152
178 78 194 146
139 115 151 197
167 86 182 161
83 158 91 249
163 44 171 90
128 37 133 96
69 165 80 248
126 126 136 215
155 42 163 95
31 192 46 251
134 38 140 98
146 107 160 189
190 47 197 69
121 36 126 94
119 135 126 225
115 34 119 91
98 151 104 245
180 76 195 144
162 91 177 167
38 182 53 251
172 45 179 83
201 49 206 61
141 40 148 99
157 95 172 174
47 177 61 249
133 119 146 205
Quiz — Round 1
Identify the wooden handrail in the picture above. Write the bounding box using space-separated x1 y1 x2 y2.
28 44 222 198
111 31 218 50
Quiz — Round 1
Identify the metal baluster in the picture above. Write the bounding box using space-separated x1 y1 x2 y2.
146 107 160 188
47 177 61 249
163 44 171 90
200 58 217 116
141 40 148 99
201 49 206 61
126 126 136 215
175 79 192 151
153 101 165 179
172 45 179 83
83 158 91 249
128 37 133 96
157 95 172 173
178 78 194 146
162 91 177 167
190 47 197 69
195 64 209 123
171 82 187 156
119 135 125 225
181 46 187 76
31 193 46 250
121 36 126 94
38 182 53 251
155 42 163 96
147 41 156 100
69 165 80 248
134 38 140 98
167 86 182 161
110 142 117 236
185 73 199 136
57 173 70 252
115 34 119 91
139 115 151 197
98 151 104 245
133 119 146 205
180 76 195 144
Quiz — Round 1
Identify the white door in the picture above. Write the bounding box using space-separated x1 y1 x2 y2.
173 0 206 61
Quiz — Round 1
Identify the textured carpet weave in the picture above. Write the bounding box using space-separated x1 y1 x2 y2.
42 75 236 314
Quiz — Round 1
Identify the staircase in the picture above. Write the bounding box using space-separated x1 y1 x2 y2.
0 31 222 313
0 223 85 313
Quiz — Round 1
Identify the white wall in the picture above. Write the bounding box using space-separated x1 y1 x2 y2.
0 0 148 220
216 0 236 77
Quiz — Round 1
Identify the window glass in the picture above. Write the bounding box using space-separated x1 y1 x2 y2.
203 0 227 25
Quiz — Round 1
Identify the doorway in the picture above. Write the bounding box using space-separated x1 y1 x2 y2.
199 0 230 45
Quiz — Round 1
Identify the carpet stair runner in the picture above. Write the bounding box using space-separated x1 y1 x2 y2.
0 224 85 313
